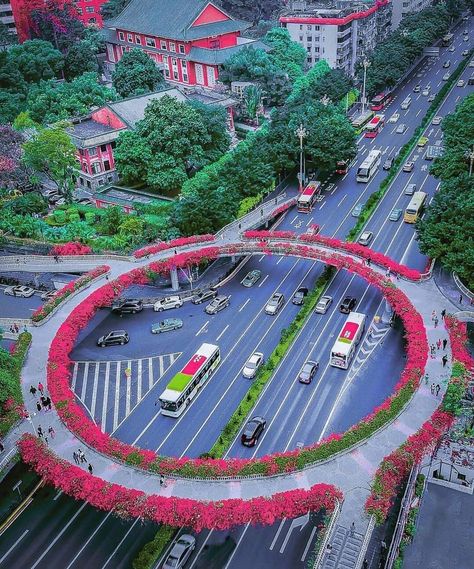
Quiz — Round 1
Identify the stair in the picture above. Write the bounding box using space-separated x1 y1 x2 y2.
322 524 365 569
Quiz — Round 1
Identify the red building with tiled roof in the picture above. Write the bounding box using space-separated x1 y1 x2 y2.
104 0 264 88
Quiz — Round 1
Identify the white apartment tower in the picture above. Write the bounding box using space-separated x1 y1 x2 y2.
391 0 434 30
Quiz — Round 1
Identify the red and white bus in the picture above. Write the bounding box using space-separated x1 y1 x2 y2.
364 114 385 138
297 181 321 213
336 160 349 175
330 312 366 369
370 92 392 111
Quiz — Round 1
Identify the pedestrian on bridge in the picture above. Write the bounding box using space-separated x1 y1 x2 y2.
36 400 41 413
434 316 439 328
37 425 43 438
48 426 55 438
29 385 37 397
441 309 446 319
437 339 442 350
431 383 435 395
443 338 447 350
73 451 79 465
88 463 93 475
38 382 44 395
442 355 448 367
435 384 441 397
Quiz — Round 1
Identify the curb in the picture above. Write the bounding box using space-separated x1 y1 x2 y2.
0 479 44 537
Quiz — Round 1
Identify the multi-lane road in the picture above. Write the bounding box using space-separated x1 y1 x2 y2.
0 20 472 569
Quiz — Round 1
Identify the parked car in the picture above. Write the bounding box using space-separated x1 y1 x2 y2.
351 203 365 218
389 208 403 222
242 352 264 379
153 296 183 312
432 116 442 125
97 330 129 347
413 84 421 92
191 288 217 304
265 292 284 315
388 113 399 123
395 124 407 134
298 361 319 384
292 287 309 305
405 183 417 195
4 285 35 298
241 416 266 446
340 296 357 314
162 534 196 569
358 231 373 246
40 290 57 301
463 35 468 42
403 161 414 172
442 72 451 81
241 270 262 288
151 318 183 334
383 157 394 170
111 299 143 315
315 295 333 314
205 295 230 315
462 49 469 56
457 79 465 87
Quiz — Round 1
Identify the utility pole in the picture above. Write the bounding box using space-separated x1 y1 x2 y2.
361 59 370 113
295 123 307 192
465 145 474 177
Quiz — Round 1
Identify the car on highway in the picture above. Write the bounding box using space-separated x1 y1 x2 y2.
383 157 394 170
470 60 474 67
97 330 129 347
448 45 455 51
469 75 474 85
462 49 469 56
395 123 407 134
358 231 374 246
389 208 403 222
443 60 451 68
413 84 421 92
4 285 35 297
242 352 264 379
162 534 196 569
307 223 320 235
205 295 230 315
388 113 399 123
111 299 143 315
457 79 465 87
428 94 435 102
405 183 417 195
298 361 319 384
418 136 429 147
241 416 266 446
265 292 284 315
191 288 217 304
340 296 357 314
422 86 431 96
432 116 443 125
403 161 414 172
241 270 262 288
153 296 183 312
292 287 309 305
442 72 451 81
151 318 183 334
315 295 333 314
40 290 57 301
351 203 365 218
463 35 469 42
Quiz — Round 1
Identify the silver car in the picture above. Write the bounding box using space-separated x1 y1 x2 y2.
4 285 35 298
315 295 333 314
265 293 284 315
153 296 183 312
358 231 373 246
162 534 196 569
242 352 264 379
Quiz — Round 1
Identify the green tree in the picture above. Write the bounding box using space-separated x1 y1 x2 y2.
242 84 262 119
112 49 164 98
22 125 77 202
64 41 98 80
29 0 85 52
5 192 47 215
98 206 123 235
100 0 131 19
7 40 64 84
0 21 17 48
189 101 230 166
264 27 306 81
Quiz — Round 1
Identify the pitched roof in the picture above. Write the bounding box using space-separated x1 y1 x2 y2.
188 40 270 65
106 0 248 40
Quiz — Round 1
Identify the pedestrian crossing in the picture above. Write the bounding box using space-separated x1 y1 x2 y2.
71 353 181 433
348 321 391 381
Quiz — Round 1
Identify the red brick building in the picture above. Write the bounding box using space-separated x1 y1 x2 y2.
104 0 265 88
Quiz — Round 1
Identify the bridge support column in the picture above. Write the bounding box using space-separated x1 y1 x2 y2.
231 255 236 263
170 267 179 291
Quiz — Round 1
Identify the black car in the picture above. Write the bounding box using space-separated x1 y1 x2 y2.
339 296 357 314
241 416 266 447
191 288 218 304
97 330 129 347
292 287 309 305
111 299 143 315
298 361 319 384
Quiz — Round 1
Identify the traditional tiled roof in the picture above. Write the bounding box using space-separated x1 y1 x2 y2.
106 0 249 41
188 40 270 65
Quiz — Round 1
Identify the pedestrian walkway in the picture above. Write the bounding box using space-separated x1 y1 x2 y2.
72 353 181 432
322 525 365 569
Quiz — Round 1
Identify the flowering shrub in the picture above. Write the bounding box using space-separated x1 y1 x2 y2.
18 435 342 531
270 198 297 219
134 235 216 259
46 242 429 480
32 266 110 322
50 242 92 256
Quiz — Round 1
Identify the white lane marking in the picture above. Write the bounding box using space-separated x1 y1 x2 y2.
270 518 287 550
0 529 29 564
338 195 347 207
276 256 285 265
258 275 269 288
101 361 110 430
148 357 153 392
30 503 88 569
239 299 250 312
416 109 422 117
90 361 100 420
319 202 326 210
125 359 131 418
400 232 418 266
113 363 120 432
100 519 140 569
306 216 314 227
132 407 161 445
302 526 318 562
216 325 229 342
222 523 251 569
290 215 298 224
280 513 310 553
80 362 89 402
195 320 209 336
72 363 79 391
137 358 142 403
53 490 62 501
258 255 265 262
65 512 113 569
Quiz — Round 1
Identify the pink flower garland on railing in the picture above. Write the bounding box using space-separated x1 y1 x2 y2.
50 242 92 256
134 235 216 259
45 240 429 480
18 435 342 531
270 198 298 219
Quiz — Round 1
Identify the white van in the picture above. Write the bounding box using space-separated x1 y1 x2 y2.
401 96 412 110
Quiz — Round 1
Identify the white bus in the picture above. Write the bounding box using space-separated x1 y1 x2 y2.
404 191 427 224
356 150 382 182
330 312 366 369
158 343 220 417
297 181 322 213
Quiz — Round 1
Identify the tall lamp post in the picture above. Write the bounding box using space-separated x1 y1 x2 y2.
296 123 307 192
361 59 370 113
465 145 474 177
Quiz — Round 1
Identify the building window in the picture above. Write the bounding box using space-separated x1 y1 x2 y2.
206 66 216 87
173 71 179 80
86 6 94 13
77 7 83 14
307 57 312 63
79 177 84 186
89 17 96 23
307 25 312 30
107 175 113 183
135 35 141 44
209 38 220 49
91 162 102 174
145 37 156 47
181 60 187 70
299 24 303 30
98 179 104 186
100 144 107 153
87 181 91 189
88 147 97 156
169 42 176 52
127 33 133 42
183 73 188 83
299 35 303 41
195 63 204 85
307 46 311 52
160 40 167 50
165 68 170 78
307 36 312 42
179 44 185 54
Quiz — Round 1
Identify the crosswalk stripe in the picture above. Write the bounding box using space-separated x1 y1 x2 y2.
159 356 164 378
81 362 89 402
101 361 110 431
72 363 79 391
91 362 100 420
137 359 142 402
126 359 131 417
113 362 121 432
148 358 153 391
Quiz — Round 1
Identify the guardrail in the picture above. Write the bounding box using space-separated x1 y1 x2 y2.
313 498 342 568
453 272 474 302
355 515 376 569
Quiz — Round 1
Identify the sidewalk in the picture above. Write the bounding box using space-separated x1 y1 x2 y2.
433 263 474 312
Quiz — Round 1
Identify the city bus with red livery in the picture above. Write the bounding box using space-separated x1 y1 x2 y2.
297 181 322 213
370 92 392 111
330 312 366 369
364 114 385 138
336 160 349 175
158 343 220 417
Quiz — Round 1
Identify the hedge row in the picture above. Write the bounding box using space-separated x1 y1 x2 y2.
132 526 177 569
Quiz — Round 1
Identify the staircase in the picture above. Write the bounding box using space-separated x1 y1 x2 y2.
321 524 365 569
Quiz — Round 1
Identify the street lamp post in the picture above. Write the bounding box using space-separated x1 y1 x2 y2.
465 145 474 176
295 123 307 192
361 59 370 113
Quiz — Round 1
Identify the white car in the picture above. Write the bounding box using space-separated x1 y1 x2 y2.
442 72 451 81
469 60 474 68
422 86 431 96
388 113 399 123
162 534 196 569
432 116 442 125
4 285 35 298
448 45 455 52
153 295 183 312
242 352 264 379
457 79 465 87
358 231 374 246
315 295 333 314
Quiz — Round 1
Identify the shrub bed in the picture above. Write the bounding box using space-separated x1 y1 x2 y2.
133 235 216 259
132 526 177 569
50 242 92 256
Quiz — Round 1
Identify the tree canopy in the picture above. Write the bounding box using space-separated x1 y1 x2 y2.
7 40 64 84
0 125 29 190
219 0 283 25
112 49 165 98
100 0 131 19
